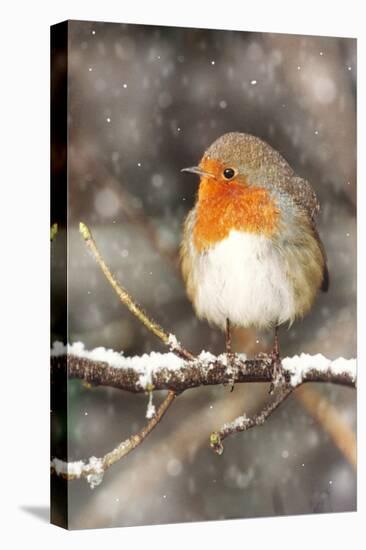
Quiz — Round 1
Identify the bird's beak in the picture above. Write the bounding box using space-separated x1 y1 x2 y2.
181 166 213 178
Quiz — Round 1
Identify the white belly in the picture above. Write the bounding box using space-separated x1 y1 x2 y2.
192 230 296 330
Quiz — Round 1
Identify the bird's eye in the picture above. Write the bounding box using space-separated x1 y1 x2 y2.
223 167 236 180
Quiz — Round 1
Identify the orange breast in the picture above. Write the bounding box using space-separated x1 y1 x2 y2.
193 177 280 252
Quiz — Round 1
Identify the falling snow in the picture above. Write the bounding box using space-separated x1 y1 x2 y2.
56 22 356 526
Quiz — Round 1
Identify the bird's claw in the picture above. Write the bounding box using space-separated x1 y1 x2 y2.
269 352 285 394
226 352 236 392
255 351 271 360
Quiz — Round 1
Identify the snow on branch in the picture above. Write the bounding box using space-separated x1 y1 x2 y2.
51 342 356 482
51 389 176 488
51 342 356 393
50 223 357 487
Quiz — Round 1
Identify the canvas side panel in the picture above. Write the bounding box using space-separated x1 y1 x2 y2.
50 20 69 530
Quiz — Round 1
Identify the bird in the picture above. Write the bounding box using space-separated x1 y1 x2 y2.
180 132 329 384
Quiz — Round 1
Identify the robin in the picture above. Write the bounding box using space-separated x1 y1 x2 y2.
181 132 329 385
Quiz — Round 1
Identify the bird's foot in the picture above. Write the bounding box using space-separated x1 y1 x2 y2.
226 352 236 392
269 350 285 395
224 319 236 391
254 351 271 361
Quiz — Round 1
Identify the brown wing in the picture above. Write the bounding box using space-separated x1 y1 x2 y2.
321 262 330 292
288 176 320 221
284 176 329 292
312 224 330 292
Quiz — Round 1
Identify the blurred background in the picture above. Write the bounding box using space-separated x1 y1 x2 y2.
51 20 356 529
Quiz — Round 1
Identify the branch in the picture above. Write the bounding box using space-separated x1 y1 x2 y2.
51 342 356 473
51 342 357 393
50 223 356 487
51 390 176 487
79 223 194 361
210 386 293 454
52 223 194 487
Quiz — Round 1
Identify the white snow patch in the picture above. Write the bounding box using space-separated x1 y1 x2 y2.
282 353 356 387
52 342 186 389
51 455 104 489
167 333 180 350
222 414 249 432
216 352 247 365
198 350 216 363
85 456 104 489
51 458 84 477
51 341 68 356
52 343 355 389
146 391 156 419
136 352 185 388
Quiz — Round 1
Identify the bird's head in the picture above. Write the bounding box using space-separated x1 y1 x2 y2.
181 132 296 245
182 132 292 201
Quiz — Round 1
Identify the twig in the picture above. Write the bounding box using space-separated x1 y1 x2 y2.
51 344 356 474
73 383 264 527
51 390 176 486
52 222 191 488
210 385 293 455
50 224 356 486
50 223 58 242
79 222 194 361
51 349 356 482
